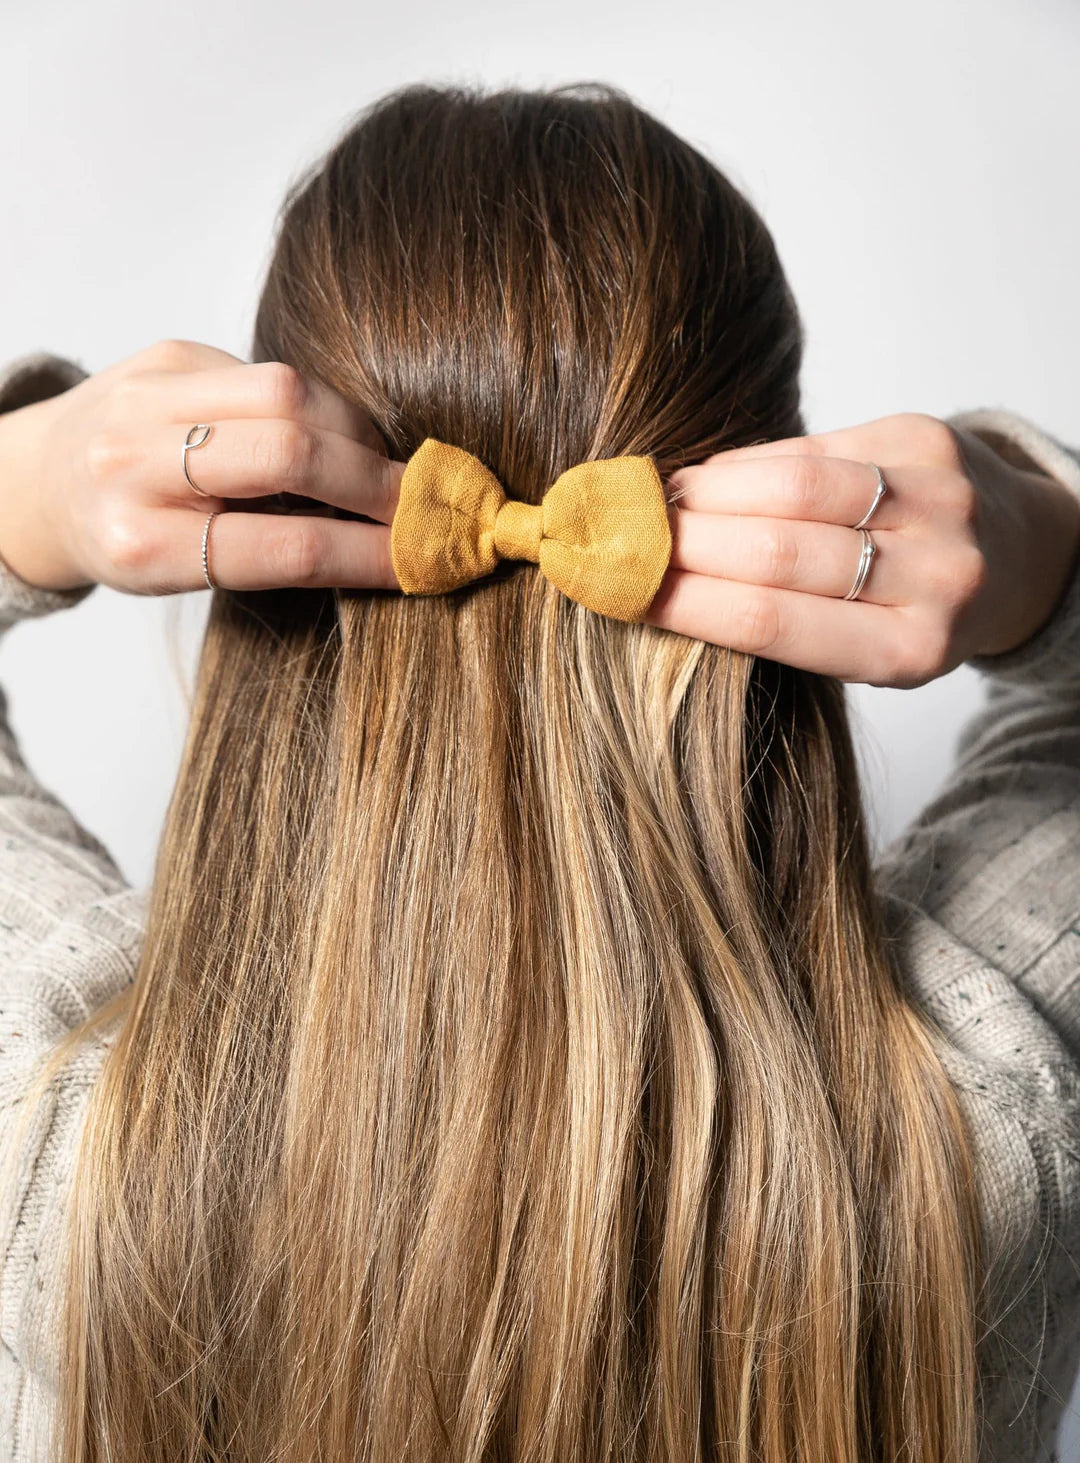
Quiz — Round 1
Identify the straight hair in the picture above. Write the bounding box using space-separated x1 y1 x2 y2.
9 82 981 1462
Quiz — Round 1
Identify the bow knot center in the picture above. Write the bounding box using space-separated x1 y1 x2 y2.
493 499 543 563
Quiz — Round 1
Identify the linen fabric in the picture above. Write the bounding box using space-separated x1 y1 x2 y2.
389 436 673 622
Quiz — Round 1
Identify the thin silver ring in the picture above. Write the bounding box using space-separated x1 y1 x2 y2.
851 463 887 529
843 527 877 602
183 423 214 496
201 511 220 590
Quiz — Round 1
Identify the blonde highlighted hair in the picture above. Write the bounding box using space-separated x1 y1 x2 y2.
10 83 981 1461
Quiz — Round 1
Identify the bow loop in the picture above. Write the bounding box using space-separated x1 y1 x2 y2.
390 437 672 622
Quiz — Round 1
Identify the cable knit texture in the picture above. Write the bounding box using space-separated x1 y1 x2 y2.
0 352 1078 1461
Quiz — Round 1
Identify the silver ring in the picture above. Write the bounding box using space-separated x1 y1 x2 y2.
843 527 877 601
851 463 886 529
201 511 220 590
183 423 213 496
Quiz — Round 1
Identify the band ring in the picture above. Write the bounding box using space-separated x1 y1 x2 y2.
843 527 877 602
183 423 214 496
852 463 887 529
201 511 220 590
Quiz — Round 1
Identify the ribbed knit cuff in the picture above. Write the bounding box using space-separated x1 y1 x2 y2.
947 407 1080 691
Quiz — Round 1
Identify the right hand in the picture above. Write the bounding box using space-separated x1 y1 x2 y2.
647 412 1080 688
0 339 407 596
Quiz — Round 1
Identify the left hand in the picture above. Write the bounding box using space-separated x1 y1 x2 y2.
646 412 1080 687
0 338 407 595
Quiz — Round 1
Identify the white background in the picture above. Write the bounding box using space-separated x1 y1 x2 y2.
2 0 1078 1448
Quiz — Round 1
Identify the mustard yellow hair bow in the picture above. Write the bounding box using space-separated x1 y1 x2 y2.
389 438 673 622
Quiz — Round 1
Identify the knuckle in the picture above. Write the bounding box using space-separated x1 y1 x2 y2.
784 462 813 526
144 337 198 370
85 429 133 483
866 648 903 689
259 361 308 419
903 412 964 469
885 651 925 690
101 509 153 573
758 522 799 584
111 369 151 407
276 519 326 585
880 640 922 690
896 618 951 686
784 454 825 518
733 589 782 657
257 420 316 490
870 650 903 689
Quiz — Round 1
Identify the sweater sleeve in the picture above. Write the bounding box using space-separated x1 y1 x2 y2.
0 350 131 907
875 407 1080 1071
0 353 148 1435
871 419 1080 1456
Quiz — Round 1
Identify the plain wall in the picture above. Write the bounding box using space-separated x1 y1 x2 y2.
2 0 1077 1448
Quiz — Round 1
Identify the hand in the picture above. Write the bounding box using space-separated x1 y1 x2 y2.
647 412 1080 688
0 339 406 596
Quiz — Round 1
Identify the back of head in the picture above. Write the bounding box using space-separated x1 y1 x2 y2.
52 83 980 1462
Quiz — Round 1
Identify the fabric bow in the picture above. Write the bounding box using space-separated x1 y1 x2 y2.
389 438 673 622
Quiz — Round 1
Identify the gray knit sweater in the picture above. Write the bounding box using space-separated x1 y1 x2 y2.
0 351 1078 1463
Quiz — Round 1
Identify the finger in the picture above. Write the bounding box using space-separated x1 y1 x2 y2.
669 509 906 604
147 418 404 522
175 508 399 593
138 359 383 450
666 454 903 529
644 567 905 683
205 510 397 591
681 413 955 469
668 457 965 533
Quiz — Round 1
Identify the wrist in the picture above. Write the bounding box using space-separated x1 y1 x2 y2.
0 397 90 592
972 466 1080 659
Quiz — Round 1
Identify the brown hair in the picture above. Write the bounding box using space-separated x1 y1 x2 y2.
21 82 982 1460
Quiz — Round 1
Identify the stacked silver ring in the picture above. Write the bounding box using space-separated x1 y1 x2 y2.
183 423 219 590
843 463 886 601
200 510 220 591
183 423 213 495
843 528 877 601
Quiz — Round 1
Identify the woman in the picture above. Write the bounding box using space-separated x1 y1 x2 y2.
0 82 1078 1463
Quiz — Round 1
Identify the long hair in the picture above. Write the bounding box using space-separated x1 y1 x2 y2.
20 83 982 1460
